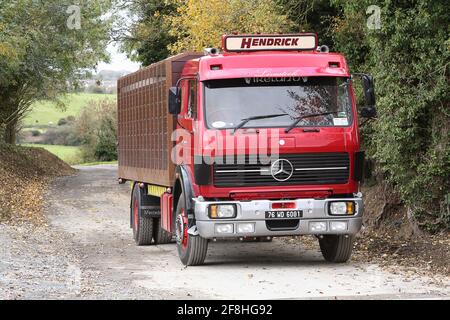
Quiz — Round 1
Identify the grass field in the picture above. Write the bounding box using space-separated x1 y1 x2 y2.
21 93 117 165
21 144 82 165
24 93 116 126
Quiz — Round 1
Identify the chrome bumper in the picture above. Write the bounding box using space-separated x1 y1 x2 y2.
193 197 363 239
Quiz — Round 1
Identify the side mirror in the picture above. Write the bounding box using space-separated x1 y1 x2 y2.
353 73 377 118
168 86 181 115
362 74 375 108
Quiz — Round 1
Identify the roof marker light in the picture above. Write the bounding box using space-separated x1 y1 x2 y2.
317 45 329 53
329 61 340 68
210 64 222 70
204 48 219 55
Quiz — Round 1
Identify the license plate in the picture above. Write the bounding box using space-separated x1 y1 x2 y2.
265 210 303 219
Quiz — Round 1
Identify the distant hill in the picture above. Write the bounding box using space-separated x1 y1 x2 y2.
95 70 130 81
78 69 134 94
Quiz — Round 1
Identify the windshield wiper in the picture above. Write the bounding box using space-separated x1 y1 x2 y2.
231 113 289 134
284 111 341 133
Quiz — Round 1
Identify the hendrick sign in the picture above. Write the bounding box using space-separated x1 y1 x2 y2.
223 34 318 52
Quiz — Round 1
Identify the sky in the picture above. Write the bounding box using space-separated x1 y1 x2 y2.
97 42 141 73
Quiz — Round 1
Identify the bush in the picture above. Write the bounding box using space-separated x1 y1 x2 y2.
39 125 82 146
31 130 41 137
75 99 117 162
57 118 68 126
94 116 117 161
332 1 450 231
86 83 106 94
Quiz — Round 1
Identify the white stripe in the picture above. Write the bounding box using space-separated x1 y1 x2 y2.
216 169 270 173
295 167 347 171
216 167 347 173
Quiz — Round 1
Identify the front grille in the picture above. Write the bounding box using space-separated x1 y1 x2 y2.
213 153 350 187
266 219 300 231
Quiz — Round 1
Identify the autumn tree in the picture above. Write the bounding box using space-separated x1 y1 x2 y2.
167 0 292 53
121 0 292 61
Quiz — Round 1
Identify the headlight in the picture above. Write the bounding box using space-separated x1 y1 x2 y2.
330 221 348 231
237 223 255 233
309 221 327 232
214 223 234 234
329 201 355 215
209 204 237 218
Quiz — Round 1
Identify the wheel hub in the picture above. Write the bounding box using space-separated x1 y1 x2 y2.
175 209 188 248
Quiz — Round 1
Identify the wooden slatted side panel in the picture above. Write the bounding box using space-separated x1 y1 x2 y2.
117 52 202 187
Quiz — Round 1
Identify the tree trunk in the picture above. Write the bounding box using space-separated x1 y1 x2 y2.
406 207 423 237
3 118 17 145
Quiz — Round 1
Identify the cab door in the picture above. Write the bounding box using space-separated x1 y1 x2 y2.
177 79 198 166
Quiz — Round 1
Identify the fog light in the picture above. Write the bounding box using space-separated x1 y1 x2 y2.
329 201 355 215
309 221 327 232
237 223 255 233
214 223 234 234
330 221 348 232
209 204 236 218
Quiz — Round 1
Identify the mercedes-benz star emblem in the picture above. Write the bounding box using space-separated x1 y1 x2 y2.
270 159 294 181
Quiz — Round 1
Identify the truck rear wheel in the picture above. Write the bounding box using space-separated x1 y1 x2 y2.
131 184 153 245
175 192 208 266
153 218 173 244
319 235 354 263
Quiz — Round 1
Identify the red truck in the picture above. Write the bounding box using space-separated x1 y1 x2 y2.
117 33 376 266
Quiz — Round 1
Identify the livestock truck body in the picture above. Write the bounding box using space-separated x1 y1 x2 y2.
117 33 376 266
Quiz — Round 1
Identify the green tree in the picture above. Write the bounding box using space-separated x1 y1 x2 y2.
120 0 178 66
331 0 449 231
277 0 340 48
0 0 113 144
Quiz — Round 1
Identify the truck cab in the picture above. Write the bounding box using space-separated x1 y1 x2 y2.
119 33 376 266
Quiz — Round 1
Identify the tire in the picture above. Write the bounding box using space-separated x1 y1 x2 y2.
131 183 153 245
175 192 208 266
153 218 173 244
319 235 354 263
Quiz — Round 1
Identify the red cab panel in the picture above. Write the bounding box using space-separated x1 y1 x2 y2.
161 192 173 233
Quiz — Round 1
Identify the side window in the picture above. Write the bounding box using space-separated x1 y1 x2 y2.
187 80 197 119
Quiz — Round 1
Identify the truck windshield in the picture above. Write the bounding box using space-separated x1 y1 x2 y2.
204 77 352 129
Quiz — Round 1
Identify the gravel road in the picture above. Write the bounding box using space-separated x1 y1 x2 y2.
1 164 449 299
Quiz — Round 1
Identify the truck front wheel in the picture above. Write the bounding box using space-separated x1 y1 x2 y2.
131 184 154 245
175 192 208 266
319 235 354 263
